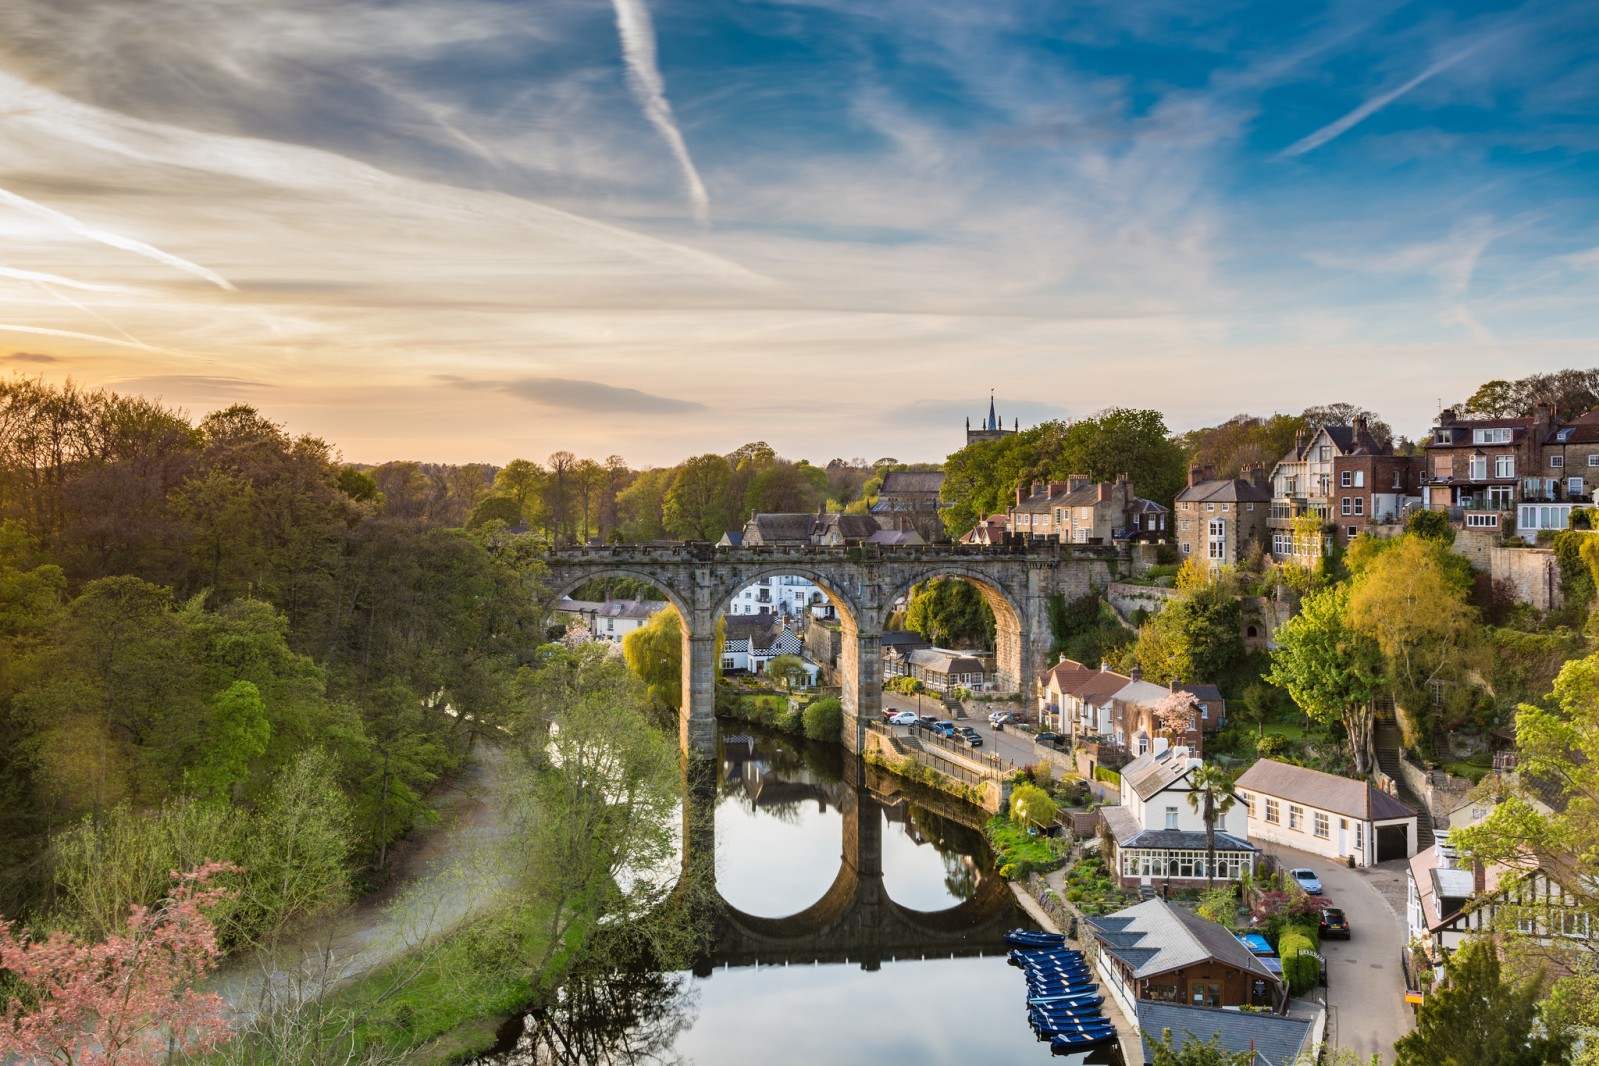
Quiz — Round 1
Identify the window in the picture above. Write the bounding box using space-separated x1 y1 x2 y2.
1356 822 1364 849
1272 532 1292 556
1289 805 1303 831
1246 502 1255 511
1222 502 1230 511
1264 799 1280 824
1590 454 1599 467
1166 806 1179 829
1319 446 1331 460
1474 428 1512 444
1239 792 1252 813
1208 518 1226 561
1570 477 1585 497
1469 455 1488 480
1207 503 1215 511
1180 520 1191 532
1181 542 1191 554
1354 497 1364 516
1314 812 1329 839
1466 512 1499 528
1353 470 1365 488
1347 525 1358 540
1341 497 1352 516
1487 485 1513 509
1495 455 1515 478
1551 454 1566 468
1340 471 1352 487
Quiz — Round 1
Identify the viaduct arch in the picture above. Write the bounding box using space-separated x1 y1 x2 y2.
545 541 1139 756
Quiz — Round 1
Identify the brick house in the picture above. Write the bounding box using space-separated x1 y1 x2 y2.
1521 407 1599 540
1173 465 1270 566
1086 898 1282 1017
1329 452 1425 547
1421 406 1556 538
1268 418 1410 560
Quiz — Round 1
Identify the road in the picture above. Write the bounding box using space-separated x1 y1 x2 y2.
1258 842 1413 1063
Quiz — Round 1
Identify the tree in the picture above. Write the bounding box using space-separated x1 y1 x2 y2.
767 653 807 691
0 864 237 1065
1182 413 1305 480
623 608 684 711
184 680 271 802
1152 689 1200 741
801 697 842 741
1346 536 1475 697
1266 584 1383 773
1404 507 1455 544
1393 939 1573 1066
1148 1029 1255 1065
1123 581 1242 686
1185 763 1238 888
1009 783 1058 831
662 454 733 541
1298 403 1392 446
545 451 577 543
901 578 996 649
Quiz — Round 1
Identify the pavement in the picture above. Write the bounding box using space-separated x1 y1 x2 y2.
1255 842 1414 1064
878 692 1055 771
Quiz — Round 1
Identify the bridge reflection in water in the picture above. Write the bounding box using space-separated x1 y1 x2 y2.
686 733 1019 974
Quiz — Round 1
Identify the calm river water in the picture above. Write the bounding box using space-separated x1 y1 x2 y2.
478 725 1123 1066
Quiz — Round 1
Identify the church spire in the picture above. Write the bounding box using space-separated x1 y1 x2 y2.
987 389 997 431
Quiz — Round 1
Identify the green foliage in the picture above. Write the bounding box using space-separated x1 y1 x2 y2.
1277 928 1318 995
801 697 842 741
1394 939 1573 1066
1404 508 1455 545
1009 783 1059 830
902 578 996 649
1254 733 1290 759
985 814 1063 878
1122 578 1243 686
1195 886 1237 927
1149 1029 1257 1065
1094 765 1122 786
768 653 808 691
622 608 684 710
1266 583 1384 773
184 680 271 802
1045 590 1133 666
662 454 734 540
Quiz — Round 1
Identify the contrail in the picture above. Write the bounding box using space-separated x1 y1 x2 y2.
0 184 237 290
0 264 140 293
0 322 166 352
611 0 710 224
1280 44 1481 158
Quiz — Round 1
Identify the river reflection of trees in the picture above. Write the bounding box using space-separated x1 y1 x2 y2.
715 729 843 824
489 962 698 1066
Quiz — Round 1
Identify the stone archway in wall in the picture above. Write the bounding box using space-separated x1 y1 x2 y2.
880 567 1042 698
710 565 865 746
548 568 690 631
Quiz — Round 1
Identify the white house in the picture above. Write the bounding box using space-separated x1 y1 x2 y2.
1100 745 1256 890
720 615 816 683
1235 759 1419 865
727 573 832 621
1406 833 1588 984
556 597 667 645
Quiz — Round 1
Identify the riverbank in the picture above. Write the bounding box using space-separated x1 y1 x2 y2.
212 743 521 1060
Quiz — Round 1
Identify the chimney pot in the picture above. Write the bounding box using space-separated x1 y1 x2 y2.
1130 666 1142 682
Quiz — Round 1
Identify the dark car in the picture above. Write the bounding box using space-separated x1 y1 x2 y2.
917 714 939 730
1319 908 1351 940
1035 732 1064 748
957 726 983 748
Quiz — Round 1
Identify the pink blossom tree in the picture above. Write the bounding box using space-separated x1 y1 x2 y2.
0 863 237 1065
1151 689 1201 742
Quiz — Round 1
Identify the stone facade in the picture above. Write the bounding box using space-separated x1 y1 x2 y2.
1174 465 1271 566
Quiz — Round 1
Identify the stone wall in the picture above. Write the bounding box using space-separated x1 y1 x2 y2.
803 621 841 679
1394 751 1474 825
1106 581 1177 620
1487 545 1563 611
1452 528 1498 570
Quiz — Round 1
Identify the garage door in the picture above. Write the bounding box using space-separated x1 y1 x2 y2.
1376 824 1409 861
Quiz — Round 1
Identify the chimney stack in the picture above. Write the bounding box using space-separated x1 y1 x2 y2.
1188 463 1205 488
1016 485 1027 506
1098 482 1112 502
1130 666 1143 682
1031 480 1045 498
1439 408 1458 427
1295 428 1308 456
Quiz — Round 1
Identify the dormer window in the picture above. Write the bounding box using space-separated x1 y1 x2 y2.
1473 428 1512 444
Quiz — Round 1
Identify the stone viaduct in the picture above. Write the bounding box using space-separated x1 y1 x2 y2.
544 540 1148 756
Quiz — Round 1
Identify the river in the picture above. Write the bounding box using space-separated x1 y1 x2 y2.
476 725 1124 1066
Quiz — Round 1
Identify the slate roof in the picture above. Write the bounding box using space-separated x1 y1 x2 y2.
1086 898 1279 983
557 597 666 620
881 630 931 649
1235 759 1417 822
1546 411 1599 444
879 470 945 495
722 615 781 651
1136 1002 1313 1066
1175 479 1271 505
717 530 744 548
1079 669 1134 703
744 513 817 544
821 513 884 540
1117 827 1256 853
1122 747 1196 802
866 529 924 546
1175 683 1223 703
905 648 988 675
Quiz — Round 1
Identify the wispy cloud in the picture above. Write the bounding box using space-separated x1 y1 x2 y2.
1280 43 1483 158
0 184 236 291
450 375 708 414
3 351 58 363
610 0 710 224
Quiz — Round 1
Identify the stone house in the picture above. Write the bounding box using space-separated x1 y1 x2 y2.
1086 898 1282 1018
886 647 992 693
1100 745 1255 890
1007 474 1167 544
1521 407 1599 540
1235 759 1419 865
740 512 883 547
1173 465 1270 566
870 470 948 543
555 596 666 644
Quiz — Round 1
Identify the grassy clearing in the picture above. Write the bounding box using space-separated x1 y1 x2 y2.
986 815 1064 878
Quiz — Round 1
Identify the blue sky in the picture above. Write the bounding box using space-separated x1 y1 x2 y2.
0 0 1594 464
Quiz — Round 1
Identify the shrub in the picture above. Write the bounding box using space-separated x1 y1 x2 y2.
1278 928 1319 994
1254 733 1290 759
801 697 842 741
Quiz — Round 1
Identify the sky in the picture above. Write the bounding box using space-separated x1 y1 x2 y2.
0 0 1596 467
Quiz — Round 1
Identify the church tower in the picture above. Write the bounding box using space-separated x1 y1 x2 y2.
965 391 1019 446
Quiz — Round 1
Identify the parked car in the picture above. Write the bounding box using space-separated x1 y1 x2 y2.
888 710 918 725
1289 868 1324 895
1035 732 1064 748
988 711 1012 726
917 714 939 730
932 720 957 738
1319 908 1351 939
961 731 984 747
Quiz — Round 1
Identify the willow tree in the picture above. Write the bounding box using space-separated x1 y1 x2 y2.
1266 584 1384 773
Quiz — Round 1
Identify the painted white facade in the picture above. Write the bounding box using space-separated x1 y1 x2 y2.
727 574 831 619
